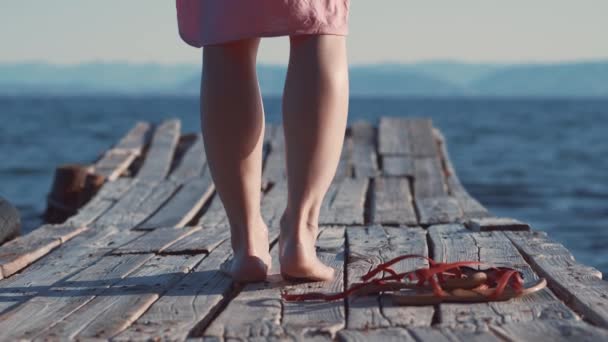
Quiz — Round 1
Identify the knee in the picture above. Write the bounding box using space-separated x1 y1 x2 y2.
288 35 348 83
203 38 260 70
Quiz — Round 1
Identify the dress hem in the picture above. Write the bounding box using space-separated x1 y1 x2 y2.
201 27 349 47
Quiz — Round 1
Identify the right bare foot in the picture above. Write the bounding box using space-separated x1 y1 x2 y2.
222 219 272 283
279 213 335 282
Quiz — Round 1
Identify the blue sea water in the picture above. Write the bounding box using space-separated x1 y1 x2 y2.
1 95 607 275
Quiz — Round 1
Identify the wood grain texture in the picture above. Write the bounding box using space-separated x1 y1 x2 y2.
262 124 286 186
204 244 283 340
467 217 530 232
94 121 151 180
372 177 417 225
413 157 448 198
282 227 346 339
334 136 353 180
94 180 179 229
408 326 501 342
319 178 368 225
94 150 138 181
168 133 207 183
113 226 202 254
66 178 134 227
137 175 214 230
114 242 234 341
378 118 436 157
196 194 228 228
505 230 608 328
0 225 144 314
346 226 433 330
261 181 288 242
162 224 230 255
204 228 344 340
416 197 462 225
48 254 205 339
114 121 152 153
406 118 438 157
136 119 181 182
378 117 410 155
429 225 577 332
382 155 415 177
0 254 151 341
489 319 608 341
350 121 378 178
338 328 415 342
0 224 87 278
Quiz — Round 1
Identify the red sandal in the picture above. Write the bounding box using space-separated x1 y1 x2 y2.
282 254 547 305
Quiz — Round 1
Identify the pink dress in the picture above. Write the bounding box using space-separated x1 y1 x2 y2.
176 0 350 47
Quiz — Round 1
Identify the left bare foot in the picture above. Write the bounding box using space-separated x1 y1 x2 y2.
278 213 334 282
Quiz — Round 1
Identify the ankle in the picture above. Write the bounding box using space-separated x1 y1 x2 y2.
281 209 319 241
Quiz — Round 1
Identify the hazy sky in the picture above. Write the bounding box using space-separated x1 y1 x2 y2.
1 1 607 65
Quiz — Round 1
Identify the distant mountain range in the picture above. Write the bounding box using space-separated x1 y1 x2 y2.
1 60 607 97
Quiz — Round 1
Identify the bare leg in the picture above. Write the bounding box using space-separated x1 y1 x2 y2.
201 38 271 282
280 35 349 281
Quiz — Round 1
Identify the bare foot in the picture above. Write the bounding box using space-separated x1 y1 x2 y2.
222 220 272 283
279 213 334 282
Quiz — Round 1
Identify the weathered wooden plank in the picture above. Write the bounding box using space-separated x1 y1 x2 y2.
416 197 462 225
169 133 207 183
346 226 433 330
113 226 202 254
319 178 368 225
0 225 144 314
262 147 286 187
66 178 134 227
261 181 288 241
489 319 608 341
372 177 417 225
204 244 283 340
114 241 234 341
0 254 151 341
0 224 87 278
262 124 286 186
408 326 501 342
467 217 530 232
162 224 230 255
413 157 447 198
45 254 205 340
406 118 438 157
196 194 228 227
350 121 378 178
136 119 181 181
433 128 490 219
94 122 151 180
94 150 138 181
378 117 410 155
378 117 436 157
505 230 608 328
382 155 415 177
282 227 346 339
338 328 415 342
453 193 491 220
429 225 577 332
94 180 179 229
334 136 353 180
198 182 283 237
114 121 152 153
137 175 214 230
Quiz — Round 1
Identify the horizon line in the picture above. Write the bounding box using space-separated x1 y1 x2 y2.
2 57 608 68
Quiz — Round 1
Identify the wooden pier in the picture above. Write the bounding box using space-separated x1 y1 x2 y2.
0 117 607 341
